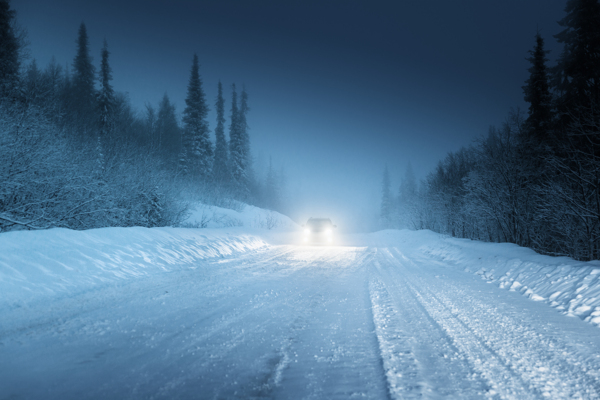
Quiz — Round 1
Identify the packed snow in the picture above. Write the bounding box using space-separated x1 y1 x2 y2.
365 230 600 328
2 209 600 399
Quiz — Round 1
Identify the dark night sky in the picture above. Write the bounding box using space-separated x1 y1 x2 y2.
12 0 567 230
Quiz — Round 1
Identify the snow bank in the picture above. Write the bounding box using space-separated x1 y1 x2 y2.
0 204 300 308
183 203 298 231
0 226 270 308
368 229 600 328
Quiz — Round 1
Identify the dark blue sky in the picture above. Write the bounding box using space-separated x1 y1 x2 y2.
12 0 567 230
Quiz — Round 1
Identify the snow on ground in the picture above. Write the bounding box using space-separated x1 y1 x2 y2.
361 230 600 328
183 202 297 231
0 204 297 309
3 219 600 399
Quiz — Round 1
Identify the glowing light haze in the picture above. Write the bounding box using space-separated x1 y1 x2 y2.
12 0 566 231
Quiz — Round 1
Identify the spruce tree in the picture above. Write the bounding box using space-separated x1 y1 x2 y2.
400 162 417 202
71 23 96 134
523 33 553 144
157 93 180 167
181 54 212 179
95 39 114 174
553 0 600 115
23 59 41 102
380 164 393 227
0 0 20 98
239 86 251 174
228 85 252 199
213 81 229 185
264 156 280 211
97 39 114 136
43 57 63 114
229 84 246 196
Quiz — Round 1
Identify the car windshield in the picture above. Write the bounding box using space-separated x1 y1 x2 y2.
306 218 332 228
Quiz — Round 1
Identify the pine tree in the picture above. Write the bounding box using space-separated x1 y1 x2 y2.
0 0 20 100
228 84 246 197
97 39 114 136
400 162 417 202
213 81 229 185
23 59 42 103
71 23 96 134
553 0 600 115
228 85 252 199
239 86 251 176
380 164 393 228
156 93 180 167
181 54 212 179
523 33 553 144
0 0 20 98
43 57 64 117
264 156 280 211
94 39 115 174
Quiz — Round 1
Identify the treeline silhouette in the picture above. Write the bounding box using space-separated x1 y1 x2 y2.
381 0 600 261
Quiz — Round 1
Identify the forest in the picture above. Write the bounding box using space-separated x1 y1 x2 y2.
381 0 600 261
0 0 289 232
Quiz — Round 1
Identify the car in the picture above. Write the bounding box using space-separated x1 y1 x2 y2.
302 217 337 244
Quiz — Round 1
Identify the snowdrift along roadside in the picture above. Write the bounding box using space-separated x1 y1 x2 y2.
0 227 268 306
0 205 298 308
366 229 600 328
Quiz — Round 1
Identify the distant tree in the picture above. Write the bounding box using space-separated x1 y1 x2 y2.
464 111 534 246
181 53 211 179
213 81 229 185
239 86 252 175
523 33 553 145
23 59 43 104
42 57 64 120
425 147 476 238
263 156 280 211
97 39 114 133
399 162 417 202
0 0 20 98
397 162 418 229
144 102 156 143
380 164 393 228
156 93 180 166
71 23 96 134
95 39 115 174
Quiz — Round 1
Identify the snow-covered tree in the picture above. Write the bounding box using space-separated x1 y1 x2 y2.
181 53 212 179
97 39 114 134
263 156 280 211
71 23 96 134
213 81 229 185
96 39 115 173
228 84 247 198
380 164 393 228
397 162 418 229
239 87 252 175
155 93 180 167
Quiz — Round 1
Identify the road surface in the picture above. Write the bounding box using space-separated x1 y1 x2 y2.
2 240 600 399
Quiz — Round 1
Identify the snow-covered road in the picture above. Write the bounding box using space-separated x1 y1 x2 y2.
3 237 600 399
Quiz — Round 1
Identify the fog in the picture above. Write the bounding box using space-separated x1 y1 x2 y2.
11 0 567 232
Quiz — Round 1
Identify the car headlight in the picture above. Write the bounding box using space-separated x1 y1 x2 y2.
304 228 311 234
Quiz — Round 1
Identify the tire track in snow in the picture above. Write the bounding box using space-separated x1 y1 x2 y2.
387 247 600 399
368 272 422 399
369 250 489 399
